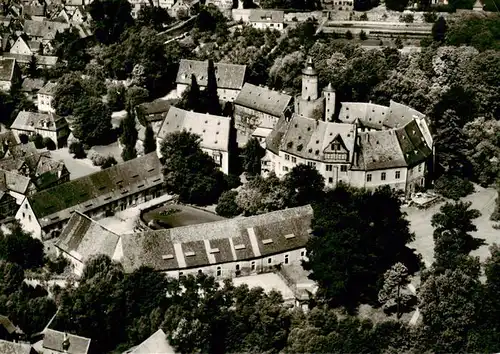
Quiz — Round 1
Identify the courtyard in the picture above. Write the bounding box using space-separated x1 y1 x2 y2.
142 203 225 229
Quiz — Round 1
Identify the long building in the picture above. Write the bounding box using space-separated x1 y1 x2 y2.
16 153 164 240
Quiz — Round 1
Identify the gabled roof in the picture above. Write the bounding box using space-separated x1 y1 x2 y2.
120 205 313 272
234 83 292 119
56 211 120 264
23 20 69 39
265 116 288 155
157 107 231 152
23 5 45 17
4 53 59 66
126 329 176 354
11 111 67 132
279 114 357 162
28 153 163 227
0 315 23 335
0 169 31 194
43 329 91 354
385 100 425 129
0 340 33 354
338 102 389 129
395 119 432 167
39 81 57 95
20 77 45 92
356 130 407 171
137 99 175 123
249 9 284 23
176 59 246 90
0 57 16 82
6 142 38 159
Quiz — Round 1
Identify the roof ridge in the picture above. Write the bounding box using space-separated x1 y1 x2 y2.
73 210 121 237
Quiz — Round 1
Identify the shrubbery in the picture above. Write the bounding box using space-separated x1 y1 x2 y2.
69 141 87 159
30 134 44 149
43 137 56 150
19 134 29 144
215 190 242 217
101 156 118 169
434 175 475 200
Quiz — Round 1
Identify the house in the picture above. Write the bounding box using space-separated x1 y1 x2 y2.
0 315 24 342
129 0 160 18
234 83 292 147
168 0 198 18
136 99 174 124
16 153 164 240
55 211 121 276
20 78 45 99
249 9 284 31
175 59 246 102
473 0 483 10
0 57 21 91
10 111 69 148
262 57 433 196
9 37 42 56
0 169 34 202
123 329 176 354
157 106 231 174
38 81 56 112
206 0 233 18
35 329 91 354
22 5 46 21
118 205 312 278
4 53 59 68
2 142 39 159
23 20 70 41
0 186 23 219
0 339 35 354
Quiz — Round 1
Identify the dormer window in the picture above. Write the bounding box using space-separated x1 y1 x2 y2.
331 142 341 151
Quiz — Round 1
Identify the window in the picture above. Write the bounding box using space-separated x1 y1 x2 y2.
418 164 422 172
285 154 290 161
367 173 372 182
268 257 272 264
25 204 28 209
282 166 289 172
326 164 333 172
179 272 183 276
28 215 31 222
307 161 316 167
301 250 306 257
395 170 401 179
328 177 333 183
235 264 240 271
284 254 289 265
216 266 221 276
22 213 25 218
341 165 347 172
331 142 341 151
198 269 203 274
291 156 296 163
381 172 386 181
251 261 256 271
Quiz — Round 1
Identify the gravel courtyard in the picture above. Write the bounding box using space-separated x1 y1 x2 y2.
50 148 99 180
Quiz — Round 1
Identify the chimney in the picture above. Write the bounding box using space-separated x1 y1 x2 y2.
62 332 70 352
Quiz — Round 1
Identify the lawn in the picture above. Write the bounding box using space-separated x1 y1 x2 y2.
142 204 225 229
405 185 498 267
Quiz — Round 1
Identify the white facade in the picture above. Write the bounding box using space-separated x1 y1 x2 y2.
37 92 55 113
176 83 241 103
15 198 42 239
250 21 284 31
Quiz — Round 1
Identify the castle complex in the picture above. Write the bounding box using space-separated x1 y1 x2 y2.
262 58 434 196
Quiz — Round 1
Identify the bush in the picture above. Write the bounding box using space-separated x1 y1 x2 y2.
19 134 29 144
395 36 404 49
359 30 368 40
47 255 69 274
107 84 126 112
345 30 353 40
101 156 118 169
69 141 86 159
216 190 242 218
30 134 44 149
400 14 414 23
434 175 475 200
423 11 438 23
224 173 242 190
89 151 106 166
43 137 56 150
360 13 368 20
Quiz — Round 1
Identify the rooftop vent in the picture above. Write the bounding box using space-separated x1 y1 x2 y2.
262 239 273 244
84 203 92 208
116 180 123 184
307 127 311 131
51 216 59 221
184 251 195 257
104 196 112 201
147 168 155 172
294 124 298 128
209 248 220 254
137 184 145 188
153 178 161 183
132 174 139 178
316 140 319 144
284 234 295 239
297 144 303 151
308 148 312 153
162 254 174 260
234 244 245 250
121 189 128 194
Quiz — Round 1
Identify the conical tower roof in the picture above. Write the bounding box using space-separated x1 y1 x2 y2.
302 57 317 76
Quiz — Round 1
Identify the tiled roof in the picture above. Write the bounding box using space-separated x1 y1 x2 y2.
56 212 120 264
249 9 284 23
120 205 313 272
176 59 246 90
157 107 231 152
20 77 45 92
28 153 164 227
357 130 407 170
43 329 91 354
265 116 288 155
39 81 57 95
27 40 41 51
0 57 16 82
137 99 174 122
0 340 33 354
0 315 23 335
395 120 432 167
23 20 69 39
338 102 389 129
7 142 38 159
0 131 17 148
11 111 67 132
4 53 58 66
126 329 176 354
385 100 424 129
279 114 357 162
234 83 292 118
0 169 31 194
23 5 45 17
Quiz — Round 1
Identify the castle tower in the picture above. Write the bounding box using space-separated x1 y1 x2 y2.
301 57 318 101
323 82 336 121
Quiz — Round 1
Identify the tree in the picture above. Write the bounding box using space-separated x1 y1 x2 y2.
160 131 226 205
53 72 86 116
125 86 149 109
107 84 126 111
431 201 483 271
143 124 156 154
385 0 409 11
303 185 418 309
432 16 447 42
434 175 475 200
120 108 138 161
69 141 86 159
242 138 265 175
43 137 56 150
359 30 368 40
177 74 202 112
378 262 415 318
30 134 44 149
136 5 171 31
345 30 353 40
28 55 38 78
89 0 134 44
282 164 325 207
101 156 118 169
73 97 113 146
205 59 222 115
492 181 500 221
216 190 242 217
0 261 24 295
0 222 44 269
